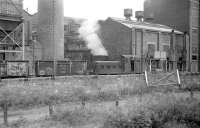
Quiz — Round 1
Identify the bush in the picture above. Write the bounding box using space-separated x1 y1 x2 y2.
103 111 152 128
52 107 95 126
103 95 200 128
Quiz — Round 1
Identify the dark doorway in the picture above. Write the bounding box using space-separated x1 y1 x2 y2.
0 53 5 60
131 60 134 72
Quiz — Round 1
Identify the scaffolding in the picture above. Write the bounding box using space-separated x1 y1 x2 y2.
0 0 24 60
0 23 25 60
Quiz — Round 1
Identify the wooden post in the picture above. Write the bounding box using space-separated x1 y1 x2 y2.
115 100 119 107
24 63 29 81
3 102 8 126
69 61 72 75
189 89 194 98
166 60 168 72
51 61 56 80
177 69 181 87
49 102 54 116
150 59 152 72
22 23 25 60
81 98 85 107
145 70 149 86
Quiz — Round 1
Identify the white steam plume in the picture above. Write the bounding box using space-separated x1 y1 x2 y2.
79 20 108 56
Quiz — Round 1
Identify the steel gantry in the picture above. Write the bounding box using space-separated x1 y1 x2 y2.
0 0 24 60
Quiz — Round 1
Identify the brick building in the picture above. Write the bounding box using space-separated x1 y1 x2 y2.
144 0 200 72
98 17 186 73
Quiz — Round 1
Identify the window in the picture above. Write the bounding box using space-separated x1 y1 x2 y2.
192 47 198 54
101 65 104 69
64 25 70 32
113 65 116 69
147 44 155 57
192 55 197 60
107 65 111 69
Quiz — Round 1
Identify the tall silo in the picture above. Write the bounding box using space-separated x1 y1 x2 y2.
38 0 64 60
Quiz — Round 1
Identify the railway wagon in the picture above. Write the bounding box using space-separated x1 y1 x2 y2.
93 61 122 75
0 61 29 78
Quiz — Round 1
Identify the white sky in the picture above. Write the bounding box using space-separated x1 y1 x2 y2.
23 0 145 20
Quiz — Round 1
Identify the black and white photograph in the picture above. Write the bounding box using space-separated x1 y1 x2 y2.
0 0 199 127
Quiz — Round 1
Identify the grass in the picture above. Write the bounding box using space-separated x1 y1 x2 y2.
103 92 200 128
1 91 200 128
0 74 200 127
0 76 147 109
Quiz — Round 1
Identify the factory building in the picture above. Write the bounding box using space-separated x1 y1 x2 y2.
21 9 188 73
27 14 91 62
64 17 91 61
144 0 200 72
98 12 187 73
0 0 190 74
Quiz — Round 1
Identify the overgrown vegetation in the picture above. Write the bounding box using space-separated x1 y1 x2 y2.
103 93 200 128
0 74 200 127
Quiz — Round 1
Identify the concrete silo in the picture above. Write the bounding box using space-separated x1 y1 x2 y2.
38 0 64 60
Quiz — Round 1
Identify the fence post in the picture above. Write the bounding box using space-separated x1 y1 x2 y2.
176 69 181 88
0 63 2 82
115 100 119 107
150 59 152 72
48 101 54 116
81 98 86 107
51 61 56 80
145 70 149 86
3 101 8 126
24 63 29 81
69 61 72 75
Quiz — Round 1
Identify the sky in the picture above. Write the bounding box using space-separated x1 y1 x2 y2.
23 0 145 20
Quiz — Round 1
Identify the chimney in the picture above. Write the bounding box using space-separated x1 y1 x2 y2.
135 11 144 22
124 9 133 20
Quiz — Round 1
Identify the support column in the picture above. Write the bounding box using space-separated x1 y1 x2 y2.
141 30 145 72
199 1 200 72
157 32 160 51
170 30 177 71
131 28 136 55
22 22 25 60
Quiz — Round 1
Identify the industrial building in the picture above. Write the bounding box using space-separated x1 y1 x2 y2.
64 17 91 61
0 0 192 75
144 0 200 72
98 11 187 73
0 0 89 59
0 0 24 60
28 13 91 61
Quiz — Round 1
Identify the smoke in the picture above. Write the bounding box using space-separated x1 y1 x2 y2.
79 20 108 56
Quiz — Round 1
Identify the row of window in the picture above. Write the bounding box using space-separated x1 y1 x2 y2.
99 65 120 69
64 24 80 33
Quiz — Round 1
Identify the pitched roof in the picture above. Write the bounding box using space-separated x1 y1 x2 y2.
108 17 183 34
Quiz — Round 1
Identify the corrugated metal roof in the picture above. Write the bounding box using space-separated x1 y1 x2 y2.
108 17 183 34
